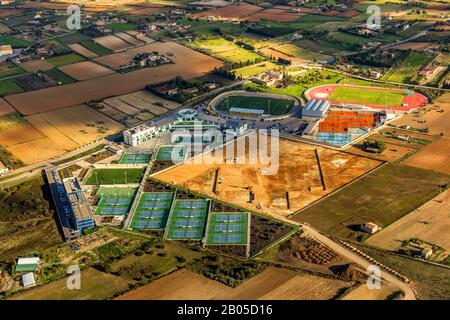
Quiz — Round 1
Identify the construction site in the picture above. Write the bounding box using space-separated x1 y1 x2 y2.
154 136 382 218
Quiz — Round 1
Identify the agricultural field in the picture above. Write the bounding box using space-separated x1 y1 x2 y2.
234 61 279 78
93 35 133 52
85 168 146 185
367 188 450 256
187 38 262 63
0 97 14 116
402 138 450 175
68 43 99 59
190 3 263 20
0 79 24 96
4 41 222 115
154 137 381 218
104 23 137 32
58 61 115 81
10 268 132 300
20 60 54 72
46 53 86 68
292 164 450 239
393 94 450 137
382 52 434 83
116 267 353 300
79 40 112 56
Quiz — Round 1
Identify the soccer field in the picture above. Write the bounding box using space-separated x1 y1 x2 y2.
85 168 145 185
216 96 295 116
329 87 405 107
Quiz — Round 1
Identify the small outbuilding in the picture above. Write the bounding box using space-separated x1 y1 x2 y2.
360 222 380 235
21 272 36 288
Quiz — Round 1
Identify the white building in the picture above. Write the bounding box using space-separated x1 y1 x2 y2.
21 272 36 288
0 161 8 176
302 100 330 119
361 222 380 235
123 117 177 146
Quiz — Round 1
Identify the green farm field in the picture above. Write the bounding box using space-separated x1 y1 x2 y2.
292 164 450 239
382 52 433 83
216 95 295 116
46 53 86 68
329 86 405 106
234 62 279 78
187 38 262 63
85 168 145 185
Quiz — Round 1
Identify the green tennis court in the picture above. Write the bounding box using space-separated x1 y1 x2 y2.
206 212 249 245
130 192 174 229
165 199 209 240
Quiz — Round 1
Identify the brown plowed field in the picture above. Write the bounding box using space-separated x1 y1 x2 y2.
94 35 133 52
367 188 450 254
116 267 352 300
0 123 45 147
190 3 262 20
58 61 115 81
403 138 450 174
68 43 99 59
20 60 54 72
154 137 381 218
5 42 223 115
0 98 14 116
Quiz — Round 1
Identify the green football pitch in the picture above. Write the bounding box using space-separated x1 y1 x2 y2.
85 168 145 185
216 95 295 116
329 87 405 106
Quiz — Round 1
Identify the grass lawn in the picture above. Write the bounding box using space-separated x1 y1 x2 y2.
0 35 32 48
382 52 433 83
104 23 137 32
46 53 85 68
85 168 145 185
234 61 279 78
9 268 132 300
0 79 24 96
216 95 295 116
80 40 112 56
329 86 405 106
44 68 77 84
188 38 262 63
292 164 450 239
0 112 27 130
273 43 332 62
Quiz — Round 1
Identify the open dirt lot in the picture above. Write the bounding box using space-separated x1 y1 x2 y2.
116 267 352 300
390 42 441 51
367 188 450 255
154 137 381 218
20 60 54 72
5 42 222 115
58 61 115 81
0 97 14 116
93 35 133 52
347 141 416 162
393 95 450 137
402 138 450 175
68 43 99 59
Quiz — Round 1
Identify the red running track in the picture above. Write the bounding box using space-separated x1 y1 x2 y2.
305 84 428 112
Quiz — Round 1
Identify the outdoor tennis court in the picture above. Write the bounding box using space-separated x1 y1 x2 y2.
156 145 187 162
166 199 209 240
206 212 249 245
130 192 174 230
95 187 137 216
119 152 152 164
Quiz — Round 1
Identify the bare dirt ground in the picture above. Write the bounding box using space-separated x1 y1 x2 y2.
403 138 450 174
5 42 222 115
389 42 441 50
367 188 450 255
393 95 450 137
346 141 416 162
94 35 133 52
7 137 66 164
114 32 143 46
20 60 54 72
58 61 115 81
0 98 14 116
116 267 352 300
68 44 99 59
154 137 381 218
245 8 306 22
341 282 399 300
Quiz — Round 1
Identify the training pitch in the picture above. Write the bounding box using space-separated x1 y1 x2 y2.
85 168 145 185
